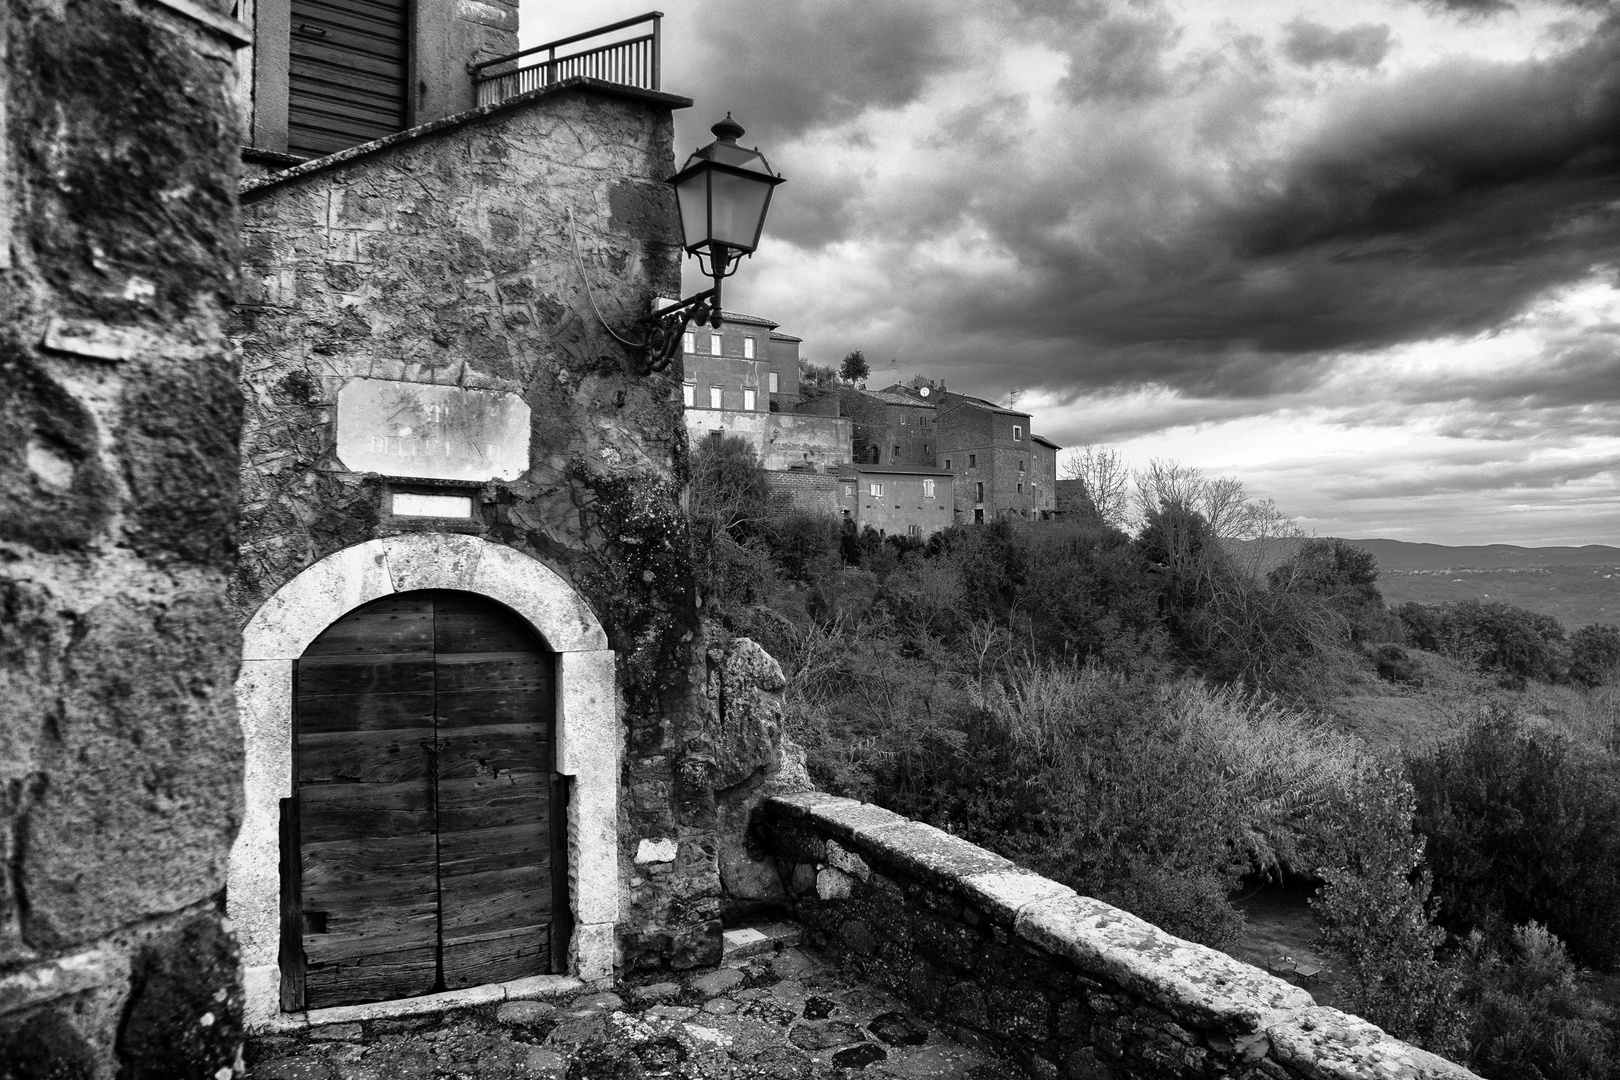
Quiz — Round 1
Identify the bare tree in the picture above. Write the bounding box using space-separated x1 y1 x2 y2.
1060 444 1131 528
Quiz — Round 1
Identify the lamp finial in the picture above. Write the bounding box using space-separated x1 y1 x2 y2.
711 113 745 143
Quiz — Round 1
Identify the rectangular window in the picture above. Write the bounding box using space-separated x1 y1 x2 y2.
844 485 854 497
744 388 756 411
1013 425 1023 441
944 458 951 470
682 382 695 408
975 482 984 502
870 483 884 497
1017 482 1023 494
908 525 921 537
893 445 900 458
709 385 722 409
968 453 976 468
744 336 756 359
923 479 935 498
683 331 695 354
769 371 779 393
1019 459 1026 472
710 334 723 356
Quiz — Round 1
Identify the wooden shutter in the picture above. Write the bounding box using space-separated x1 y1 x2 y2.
288 0 409 157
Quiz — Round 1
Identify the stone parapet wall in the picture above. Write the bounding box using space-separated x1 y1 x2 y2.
756 792 1479 1080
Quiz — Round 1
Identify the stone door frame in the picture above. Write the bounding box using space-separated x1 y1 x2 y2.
229 534 619 1030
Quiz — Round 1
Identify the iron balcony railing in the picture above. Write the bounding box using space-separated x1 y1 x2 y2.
471 11 661 107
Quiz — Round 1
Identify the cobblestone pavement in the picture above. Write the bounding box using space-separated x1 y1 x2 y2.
245 945 1024 1080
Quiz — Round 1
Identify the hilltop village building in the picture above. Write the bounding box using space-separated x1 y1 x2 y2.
680 312 852 471
694 361 1062 532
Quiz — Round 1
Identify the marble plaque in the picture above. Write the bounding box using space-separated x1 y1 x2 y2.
336 379 531 481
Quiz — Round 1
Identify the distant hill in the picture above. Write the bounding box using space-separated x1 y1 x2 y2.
1343 539 1620 571
1226 538 1620 629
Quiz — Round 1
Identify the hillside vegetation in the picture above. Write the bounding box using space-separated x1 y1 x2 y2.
692 437 1620 1079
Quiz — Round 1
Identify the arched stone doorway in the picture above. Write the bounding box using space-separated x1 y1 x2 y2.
288 590 566 1010
230 535 619 1029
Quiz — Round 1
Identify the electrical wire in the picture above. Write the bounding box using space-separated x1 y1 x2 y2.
567 206 650 349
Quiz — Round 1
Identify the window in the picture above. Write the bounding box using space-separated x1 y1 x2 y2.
709 334 722 356
708 385 722 409
870 483 884 497
1019 459 1026 472
975 482 984 502
744 388 756 411
682 382 695 407
908 525 921 537
974 508 984 524
1013 425 1023 441
893 445 900 459
844 485 854 497
944 458 951 470
769 371 779 393
744 336 756 359
1017 482 1023 494
682 331 694 354
923 479 935 498
968 453 976 468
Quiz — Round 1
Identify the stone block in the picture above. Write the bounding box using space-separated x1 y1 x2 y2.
1267 1006 1482 1079
988 984 1052 1042
1014 892 1312 1036
826 840 871 881
859 821 1014 889
816 867 855 900
496 1000 557 1027
635 838 679 864
806 800 910 845
961 869 1076 926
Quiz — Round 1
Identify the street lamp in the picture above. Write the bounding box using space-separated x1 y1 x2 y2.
641 114 784 372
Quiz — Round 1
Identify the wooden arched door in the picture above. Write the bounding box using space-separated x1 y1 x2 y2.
281 590 567 1010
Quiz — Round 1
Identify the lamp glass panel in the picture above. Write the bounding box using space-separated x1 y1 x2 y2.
708 170 773 252
673 172 710 251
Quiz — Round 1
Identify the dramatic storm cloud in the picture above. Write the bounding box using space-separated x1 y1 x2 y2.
522 0 1620 544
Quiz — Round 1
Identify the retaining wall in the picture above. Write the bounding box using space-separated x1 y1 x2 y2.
756 792 1479 1080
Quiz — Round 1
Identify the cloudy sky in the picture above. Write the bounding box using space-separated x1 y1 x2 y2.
519 0 1620 546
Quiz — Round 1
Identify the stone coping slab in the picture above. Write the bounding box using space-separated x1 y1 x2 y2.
260 974 584 1033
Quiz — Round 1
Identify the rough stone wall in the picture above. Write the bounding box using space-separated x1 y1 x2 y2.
764 471 842 516
0 0 247 1074
756 793 1480 1080
230 82 750 973
761 414 851 471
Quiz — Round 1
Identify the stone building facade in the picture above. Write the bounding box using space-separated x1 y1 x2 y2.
937 391 1058 522
838 465 956 539
838 384 939 467
0 0 252 1073
226 71 802 1030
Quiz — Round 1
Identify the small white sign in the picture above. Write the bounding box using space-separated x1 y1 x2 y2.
391 492 473 518
336 379 530 481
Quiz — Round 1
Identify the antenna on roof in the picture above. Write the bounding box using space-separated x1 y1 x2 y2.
1009 388 1023 409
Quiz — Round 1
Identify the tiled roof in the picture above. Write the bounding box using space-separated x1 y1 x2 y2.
715 309 779 329
769 331 803 342
850 464 954 477
1031 434 1061 450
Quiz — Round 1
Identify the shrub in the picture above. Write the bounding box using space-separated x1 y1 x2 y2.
1570 624 1620 689
1410 707 1620 971
1311 756 1465 1053
1373 644 1424 686
1459 923 1619 1080
1398 600 1568 688
1269 538 1393 644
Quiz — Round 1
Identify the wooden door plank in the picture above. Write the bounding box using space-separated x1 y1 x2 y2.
295 690 434 737
305 947 438 1009
297 727 436 785
296 654 433 697
441 929 548 990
